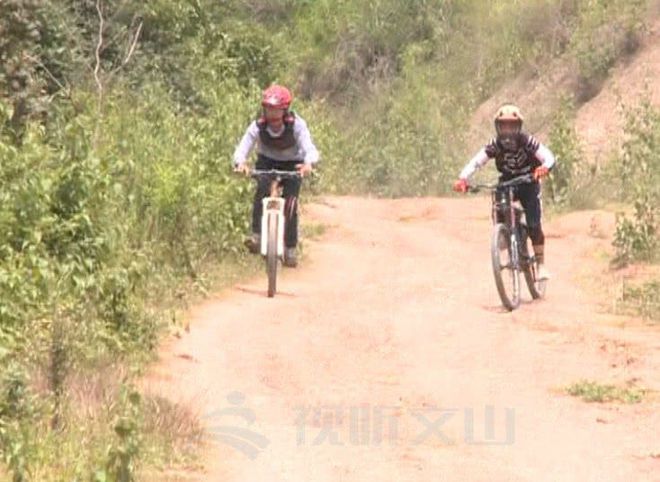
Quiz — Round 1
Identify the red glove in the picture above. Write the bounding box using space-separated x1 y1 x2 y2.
534 166 550 180
453 178 469 193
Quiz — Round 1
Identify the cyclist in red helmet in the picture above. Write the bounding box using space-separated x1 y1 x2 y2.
233 84 319 267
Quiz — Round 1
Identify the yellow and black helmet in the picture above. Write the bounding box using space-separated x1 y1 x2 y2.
494 104 524 139
494 104 524 124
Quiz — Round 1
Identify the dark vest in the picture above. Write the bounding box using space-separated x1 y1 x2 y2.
257 113 297 150
485 133 541 179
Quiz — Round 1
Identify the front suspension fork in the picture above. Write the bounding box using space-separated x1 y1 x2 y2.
261 197 285 256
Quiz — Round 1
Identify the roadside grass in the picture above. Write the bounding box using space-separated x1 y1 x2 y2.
616 278 660 323
30 254 263 481
302 222 329 240
138 253 264 475
566 380 647 403
139 394 206 476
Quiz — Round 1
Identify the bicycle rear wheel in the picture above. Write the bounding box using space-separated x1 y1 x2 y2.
520 225 547 299
266 213 278 297
491 223 520 310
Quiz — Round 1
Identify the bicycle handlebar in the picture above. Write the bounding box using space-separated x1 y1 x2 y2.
467 173 534 193
249 169 303 179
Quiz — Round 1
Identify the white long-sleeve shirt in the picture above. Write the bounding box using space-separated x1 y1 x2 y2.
459 135 556 180
232 115 320 167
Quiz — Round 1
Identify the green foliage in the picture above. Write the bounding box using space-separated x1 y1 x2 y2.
613 202 658 265
0 0 46 136
569 0 647 101
0 362 41 482
618 279 660 322
612 94 660 265
618 95 660 199
0 1 268 477
546 95 598 209
567 379 646 403
139 394 204 471
0 0 655 477
102 386 142 482
289 0 452 102
309 0 646 196
547 96 581 205
134 0 284 111
454 0 563 100
314 40 471 196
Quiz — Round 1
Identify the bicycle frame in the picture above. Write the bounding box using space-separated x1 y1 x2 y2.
491 187 525 269
469 173 545 309
246 168 303 297
251 169 301 258
475 175 533 257
260 179 286 257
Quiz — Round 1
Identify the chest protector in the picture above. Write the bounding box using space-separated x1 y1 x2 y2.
257 112 297 150
486 133 541 178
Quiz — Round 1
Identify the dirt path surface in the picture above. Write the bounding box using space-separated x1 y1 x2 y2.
144 196 660 482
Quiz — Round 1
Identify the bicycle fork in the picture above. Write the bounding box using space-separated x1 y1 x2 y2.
510 234 520 269
507 189 521 270
260 197 285 257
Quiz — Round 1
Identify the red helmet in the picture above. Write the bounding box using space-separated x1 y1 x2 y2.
261 85 292 110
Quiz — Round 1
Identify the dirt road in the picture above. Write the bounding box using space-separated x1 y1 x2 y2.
145 196 659 482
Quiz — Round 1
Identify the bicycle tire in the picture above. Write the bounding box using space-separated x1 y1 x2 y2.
491 223 520 310
520 225 547 299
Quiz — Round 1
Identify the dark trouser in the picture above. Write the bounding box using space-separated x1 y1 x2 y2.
497 181 545 260
252 156 302 248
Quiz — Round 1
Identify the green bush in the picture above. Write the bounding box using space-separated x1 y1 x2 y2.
613 201 658 265
569 0 647 102
547 96 583 206
618 279 660 321
612 94 659 265
0 360 42 482
0 0 656 477
308 0 636 196
546 95 603 209
289 0 452 103
101 386 142 482
0 2 273 475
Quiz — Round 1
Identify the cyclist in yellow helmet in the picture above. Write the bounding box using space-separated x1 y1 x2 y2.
453 104 555 280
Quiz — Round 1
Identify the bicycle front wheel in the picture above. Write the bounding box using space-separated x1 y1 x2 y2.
491 223 520 310
520 225 547 299
266 213 278 297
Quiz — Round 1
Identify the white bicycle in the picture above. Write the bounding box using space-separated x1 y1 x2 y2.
250 169 302 297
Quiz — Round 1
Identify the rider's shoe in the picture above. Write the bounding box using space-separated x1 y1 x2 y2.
283 248 298 268
536 263 551 281
244 233 260 254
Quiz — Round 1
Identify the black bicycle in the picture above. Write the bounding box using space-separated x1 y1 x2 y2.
469 173 547 310
250 169 302 297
